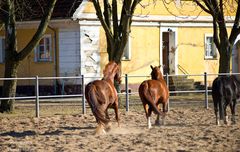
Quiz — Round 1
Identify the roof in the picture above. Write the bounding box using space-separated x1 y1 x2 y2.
0 0 83 22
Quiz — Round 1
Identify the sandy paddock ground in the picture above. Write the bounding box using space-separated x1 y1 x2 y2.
0 102 240 152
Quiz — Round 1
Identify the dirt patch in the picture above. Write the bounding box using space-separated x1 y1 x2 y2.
0 104 240 152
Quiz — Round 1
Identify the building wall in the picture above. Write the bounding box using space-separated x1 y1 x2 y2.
178 27 219 73
97 25 160 84
80 26 101 84
59 28 81 77
0 28 56 86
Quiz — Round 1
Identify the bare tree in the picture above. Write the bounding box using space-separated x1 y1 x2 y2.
162 0 240 73
0 0 57 112
193 0 240 73
91 0 142 63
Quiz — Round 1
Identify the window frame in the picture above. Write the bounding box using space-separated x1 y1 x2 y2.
0 37 5 63
204 34 217 60
35 34 52 62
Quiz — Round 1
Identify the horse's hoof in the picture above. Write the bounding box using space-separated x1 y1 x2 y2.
105 123 112 132
155 121 161 126
231 118 236 125
95 129 106 135
224 121 230 126
162 121 165 125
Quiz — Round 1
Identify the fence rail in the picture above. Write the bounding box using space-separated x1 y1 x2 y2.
0 72 239 117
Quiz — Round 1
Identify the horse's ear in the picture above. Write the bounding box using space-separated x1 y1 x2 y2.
150 65 154 70
158 65 161 68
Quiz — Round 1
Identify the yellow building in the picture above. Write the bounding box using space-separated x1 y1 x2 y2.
76 0 238 90
0 0 238 94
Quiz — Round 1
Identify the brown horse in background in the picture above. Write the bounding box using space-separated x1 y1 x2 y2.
85 61 121 135
138 65 169 128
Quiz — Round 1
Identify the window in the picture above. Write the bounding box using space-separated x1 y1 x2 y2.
0 37 5 63
35 35 52 62
205 34 217 59
122 37 131 60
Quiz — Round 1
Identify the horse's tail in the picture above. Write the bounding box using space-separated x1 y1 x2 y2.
212 77 224 120
139 82 165 116
86 84 110 125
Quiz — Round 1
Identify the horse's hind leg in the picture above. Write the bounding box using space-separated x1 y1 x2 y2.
213 99 220 125
230 99 237 124
143 103 152 129
223 98 230 125
147 110 152 129
105 110 112 131
113 101 120 127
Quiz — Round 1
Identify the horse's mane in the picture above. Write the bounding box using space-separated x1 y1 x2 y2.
102 61 120 83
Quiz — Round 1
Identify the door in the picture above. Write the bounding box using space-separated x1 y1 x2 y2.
161 28 177 75
162 32 169 74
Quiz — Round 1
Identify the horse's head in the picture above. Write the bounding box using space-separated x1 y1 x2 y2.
103 61 121 84
150 65 163 80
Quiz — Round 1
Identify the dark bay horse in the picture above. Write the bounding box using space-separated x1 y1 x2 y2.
138 65 169 128
212 75 240 125
85 61 121 134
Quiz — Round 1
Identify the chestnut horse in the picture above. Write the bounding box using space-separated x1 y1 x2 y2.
85 61 121 135
138 65 169 128
212 75 240 125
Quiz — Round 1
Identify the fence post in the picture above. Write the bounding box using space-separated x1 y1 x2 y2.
35 76 40 118
166 73 170 111
81 75 86 114
204 72 209 109
125 74 129 112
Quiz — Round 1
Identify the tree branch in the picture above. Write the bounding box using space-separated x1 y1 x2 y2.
92 0 114 46
194 0 211 14
229 0 240 44
213 18 220 49
17 0 57 61
115 0 132 62
103 0 111 28
112 0 119 40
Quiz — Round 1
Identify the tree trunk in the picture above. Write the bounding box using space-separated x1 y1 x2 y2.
218 45 231 73
218 53 230 73
0 0 57 113
0 0 18 112
0 60 19 112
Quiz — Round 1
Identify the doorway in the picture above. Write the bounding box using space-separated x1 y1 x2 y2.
161 28 177 75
